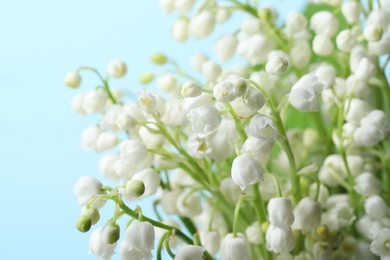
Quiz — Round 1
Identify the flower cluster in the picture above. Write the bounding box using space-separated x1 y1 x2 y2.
66 0 390 259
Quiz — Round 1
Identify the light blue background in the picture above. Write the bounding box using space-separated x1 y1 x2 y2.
0 0 305 259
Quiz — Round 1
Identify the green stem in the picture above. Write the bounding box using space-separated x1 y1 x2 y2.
157 232 170 260
226 103 247 141
78 66 117 104
232 195 251 237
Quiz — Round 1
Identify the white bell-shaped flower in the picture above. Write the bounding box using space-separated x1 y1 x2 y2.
89 228 117 260
293 197 321 231
266 54 289 75
107 59 127 78
189 11 215 39
364 23 383 42
240 136 273 167
345 98 370 124
289 73 323 112
248 114 278 141
64 71 81 88
99 154 120 181
365 195 389 220
199 229 221 255
312 34 334 56
116 113 137 130
268 197 294 229
336 29 357 52
220 233 251 260
231 88 265 118
175 245 205 260
176 190 202 217
119 139 148 166
172 19 189 42
220 178 241 204
158 74 177 92
369 33 390 56
71 93 87 114
181 81 202 98
354 172 382 197
341 1 360 24
361 109 388 131
215 34 238 63
202 60 221 82
132 168 160 197
174 0 195 14
119 239 150 260
266 225 295 254
354 125 384 147
285 11 307 35
310 11 339 37
355 57 377 82
83 90 107 114
96 132 118 151
245 222 263 245
231 153 264 190
213 80 237 102
191 54 209 73
160 189 181 215
73 176 103 206
290 41 311 69
370 228 390 257
126 221 155 253
81 126 103 151
187 105 221 136
159 0 174 13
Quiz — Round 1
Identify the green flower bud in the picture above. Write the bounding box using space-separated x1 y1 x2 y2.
300 176 311 195
139 72 155 85
151 53 168 65
101 222 120 244
76 215 92 233
82 206 100 225
316 225 330 240
258 8 272 24
126 179 145 197
64 71 81 88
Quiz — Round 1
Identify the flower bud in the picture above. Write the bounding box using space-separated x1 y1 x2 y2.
220 233 251 260
369 33 390 56
175 245 205 260
354 125 384 147
191 54 208 73
231 88 265 118
248 114 278 141
231 153 263 190
202 60 221 82
187 105 221 136
107 59 127 78
316 225 330 240
64 71 81 88
312 34 334 56
266 225 295 254
150 53 168 65
125 179 145 197
266 55 289 75
213 80 236 102
119 139 148 166
199 229 221 255
71 93 86 114
82 206 100 225
126 221 155 252
290 41 311 69
189 11 215 39
227 75 247 97
138 89 158 114
181 81 203 98
365 195 389 220
139 72 155 84
268 197 294 228
96 132 119 151
89 228 116 260
215 34 238 63
216 9 231 23
76 215 92 232
293 197 322 231
101 222 120 244
289 73 323 112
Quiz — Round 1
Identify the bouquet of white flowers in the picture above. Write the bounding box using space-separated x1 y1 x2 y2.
66 0 390 259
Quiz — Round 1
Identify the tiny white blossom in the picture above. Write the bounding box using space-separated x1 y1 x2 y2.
172 18 189 42
231 153 263 190
370 228 390 257
220 233 251 260
293 197 322 231
126 221 155 253
64 71 81 88
213 80 236 102
248 114 278 141
202 60 221 82
189 11 215 39
365 195 389 220
107 59 127 78
199 229 221 255
266 225 295 254
265 55 289 75
187 105 221 136
268 197 295 229
73 176 104 206
175 245 205 260
89 228 117 260
215 34 238 63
